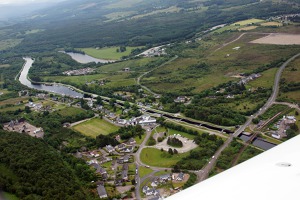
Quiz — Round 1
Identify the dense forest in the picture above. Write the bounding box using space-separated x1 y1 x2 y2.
0 131 97 200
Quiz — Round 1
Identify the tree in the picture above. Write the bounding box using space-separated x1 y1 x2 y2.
25 106 31 113
124 101 130 109
96 96 102 105
173 149 178 154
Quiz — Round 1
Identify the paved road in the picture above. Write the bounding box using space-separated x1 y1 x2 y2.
197 53 300 182
274 101 300 112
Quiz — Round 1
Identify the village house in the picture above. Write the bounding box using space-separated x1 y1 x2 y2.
121 145 134 153
97 185 108 199
174 96 190 103
159 174 172 182
174 172 185 181
127 138 136 145
115 143 126 151
105 145 115 153
122 164 129 181
142 186 159 196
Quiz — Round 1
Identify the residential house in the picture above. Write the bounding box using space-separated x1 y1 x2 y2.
105 145 115 153
121 145 134 153
123 155 130 163
115 143 126 151
127 138 136 145
176 172 185 181
97 185 108 199
122 164 129 181
159 174 171 182
142 186 159 196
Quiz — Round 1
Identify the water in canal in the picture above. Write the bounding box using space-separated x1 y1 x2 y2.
60 51 115 64
19 57 84 98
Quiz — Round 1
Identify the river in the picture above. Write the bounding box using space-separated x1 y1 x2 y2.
19 57 84 98
60 51 115 64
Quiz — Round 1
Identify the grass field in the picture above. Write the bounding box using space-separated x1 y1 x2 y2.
261 22 282 27
140 147 189 168
134 133 146 145
0 39 23 51
143 29 300 94
248 68 277 88
73 118 119 138
139 166 153 178
238 26 257 31
233 18 265 26
56 107 86 117
0 97 29 106
78 46 142 60
4 193 19 200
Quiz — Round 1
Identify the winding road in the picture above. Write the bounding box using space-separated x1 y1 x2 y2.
196 52 300 182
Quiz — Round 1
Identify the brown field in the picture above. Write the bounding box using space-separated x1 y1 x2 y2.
261 22 282 27
238 26 257 31
251 34 300 45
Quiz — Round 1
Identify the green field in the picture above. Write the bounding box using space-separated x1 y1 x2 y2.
248 68 277 88
4 193 19 200
56 107 86 117
0 39 23 51
73 118 119 138
78 46 142 60
139 166 153 178
140 147 189 168
233 18 265 26
142 31 300 94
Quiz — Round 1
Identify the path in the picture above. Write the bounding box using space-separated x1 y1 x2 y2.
136 55 178 95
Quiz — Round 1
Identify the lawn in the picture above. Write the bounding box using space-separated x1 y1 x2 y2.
139 166 153 178
140 147 189 168
134 133 146 145
78 46 142 60
73 118 119 138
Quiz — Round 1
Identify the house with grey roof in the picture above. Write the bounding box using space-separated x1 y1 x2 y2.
97 185 108 199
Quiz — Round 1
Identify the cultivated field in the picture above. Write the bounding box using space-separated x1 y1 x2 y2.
73 118 119 138
251 34 300 45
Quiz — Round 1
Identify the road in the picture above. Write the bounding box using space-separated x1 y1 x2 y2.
136 55 178 96
197 53 300 182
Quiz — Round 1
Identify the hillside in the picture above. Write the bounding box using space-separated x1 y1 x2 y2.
0 0 298 52
0 130 96 200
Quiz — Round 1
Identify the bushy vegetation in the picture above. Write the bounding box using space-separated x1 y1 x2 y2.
216 139 243 171
237 146 262 164
174 133 223 170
